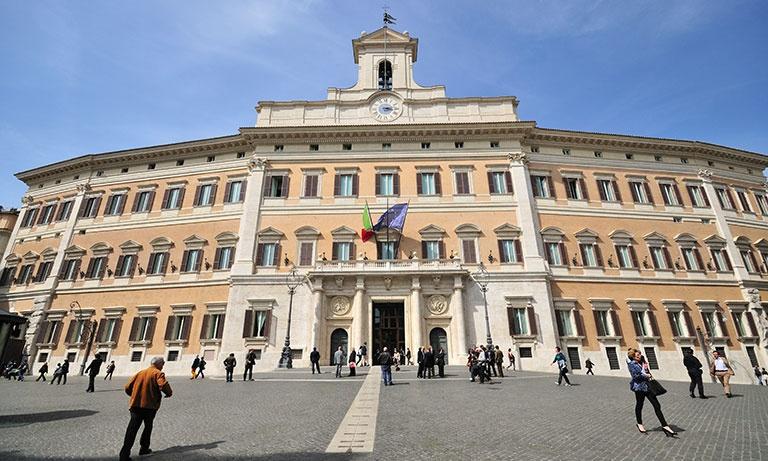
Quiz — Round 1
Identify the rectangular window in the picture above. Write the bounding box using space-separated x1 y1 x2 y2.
597 179 618 202
512 308 528 335
265 175 289 198
616 245 636 268
85 256 107 279
201 313 225 340
595 310 611 336
214 247 235 270
332 242 353 261
17 264 34 285
0 267 16 286
299 242 314 266
461 239 477 264
557 310 573 336
422 241 441 260
531 175 552 198
488 171 512 194
56 200 74 221
256 243 279 266
59 259 81 281
273 145 284 152
755 194 768 215
736 191 752 212
579 243 599 267
454 141 464 149
163 187 185 210
416 172 440 195
342 143 352 151
546 242 564 266
702 312 717 337
20 208 39 227
741 250 757 272
643 347 659 370
132 190 154 213
421 142 431 149
147 252 169 275
606 347 620 370
34 261 53 283
565 178 586 200
668 311 685 337
489 141 499 148
629 181 652 204
715 188 735 209
732 312 746 337
659 183 681 206
498 239 522 263
224 181 245 203
167 350 180 362
105 194 126 216
687 185 709 208
633 311 648 336
116 254 136 277
335 174 357 197
303 175 320 198
711 248 732 272
682 248 702 271
649 247 670 270
381 143 391 150
378 241 396 260
131 351 143 362
195 183 217 206
454 172 471 195
376 173 398 196
253 311 269 337
181 249 203 273
38 203 57 225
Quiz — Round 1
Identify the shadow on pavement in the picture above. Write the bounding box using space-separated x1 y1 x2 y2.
0 450 369 461
148 440 225 456
0 409 98 427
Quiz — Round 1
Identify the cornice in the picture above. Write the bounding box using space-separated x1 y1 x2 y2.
256 95 519 110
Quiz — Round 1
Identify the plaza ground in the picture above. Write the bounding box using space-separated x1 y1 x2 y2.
1 366 767 460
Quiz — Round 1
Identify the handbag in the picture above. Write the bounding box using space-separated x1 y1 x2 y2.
647 379 667 396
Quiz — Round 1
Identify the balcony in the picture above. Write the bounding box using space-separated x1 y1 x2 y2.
310 258 467 275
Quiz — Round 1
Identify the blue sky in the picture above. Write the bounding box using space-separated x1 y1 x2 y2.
1 1 767 206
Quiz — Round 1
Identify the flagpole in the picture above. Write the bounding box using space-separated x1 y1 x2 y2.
386 196 390 259
395 200 410 260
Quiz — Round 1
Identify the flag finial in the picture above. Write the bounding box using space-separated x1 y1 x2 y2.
383 6 396 26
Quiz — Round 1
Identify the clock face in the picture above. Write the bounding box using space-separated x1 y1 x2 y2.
370 96 402 122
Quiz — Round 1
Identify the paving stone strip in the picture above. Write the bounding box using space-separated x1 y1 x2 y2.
325 366 381 453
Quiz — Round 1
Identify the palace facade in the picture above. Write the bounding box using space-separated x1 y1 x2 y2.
2 28 768 381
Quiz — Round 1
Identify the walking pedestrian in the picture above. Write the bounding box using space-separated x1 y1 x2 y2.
585 358 594 375
436 347 446 378
36 362 48 382
50 363 63 385
709 350 734 398
244 350 256 381
334 346 345 378
507 349 515 371
393 350 401 371
552 347 572 386
118 356 173 461
60 359 70 385
190 355 200 380
424 346 435 379
416 347 425 378
487 346 498 377
17 360 28 381
310 347 321 374
495 346 504 378
348 349 357 377
196 357 206 379
360 342 369 366
406 348 413 366
379 347 393 386
85 353 104 393
105 361 116 380
627 348 677 436
683 349 706 398
223 353 237 383
754 366 763 385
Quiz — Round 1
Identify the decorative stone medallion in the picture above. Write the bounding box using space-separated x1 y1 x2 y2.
330 296 351 316
427 294 448 315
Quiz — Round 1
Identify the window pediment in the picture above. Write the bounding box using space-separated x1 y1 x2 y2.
733 236 752 249
64 245 86 258
609 230 634 245
574 228 599 244
4 254 20 266
704 234 726 249
540 226 564 243
294 226 321 239
661 299 686 312
149 237 174 252
183 235 208 250
455 223 482 237
22 251 40 262
493 223 521 239
643 232 668 246
754 238 768 250
215 232 239 246
419 224 447 240
90 242 113 257
674 233 698 246
588 298 614 311
41 248 57 262
695 300 719 312
258 227 284 243
331 226 357 240
627 299 652 311
119 240 143 255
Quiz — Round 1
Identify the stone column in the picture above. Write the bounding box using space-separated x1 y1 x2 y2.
350 277 366 352
508 152 547 272
231 156 268 276
451 275 468 356
410 276 423 349
308 277 324 350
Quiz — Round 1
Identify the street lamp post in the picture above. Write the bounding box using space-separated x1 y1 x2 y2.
69 301 98 376
278 267 304 369
471 262 493 350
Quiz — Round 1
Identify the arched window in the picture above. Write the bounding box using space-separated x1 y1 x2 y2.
378 60 392 90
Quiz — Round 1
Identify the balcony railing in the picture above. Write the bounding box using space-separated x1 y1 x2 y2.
311 258 465 273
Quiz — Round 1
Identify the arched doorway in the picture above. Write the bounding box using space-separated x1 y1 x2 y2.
429 327 448 364
329 328 348 366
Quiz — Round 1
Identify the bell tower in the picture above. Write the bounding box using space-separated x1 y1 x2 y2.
349 27 421 93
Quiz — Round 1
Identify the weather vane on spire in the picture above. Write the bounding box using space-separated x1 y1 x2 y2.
383 6 396 27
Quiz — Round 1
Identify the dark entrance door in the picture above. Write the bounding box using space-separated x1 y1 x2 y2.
329 328 348 366
429 327 449 365
372 301 405 364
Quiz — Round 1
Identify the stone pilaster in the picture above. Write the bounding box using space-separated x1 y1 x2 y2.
350 277 366 352
231 156 268 275
508 152 547 272
410 276 423 349
307 277 324 350
451 275 467 357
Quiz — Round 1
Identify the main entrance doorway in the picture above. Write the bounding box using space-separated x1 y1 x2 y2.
372 301 405 364
429 327 448 365
329 328 348 366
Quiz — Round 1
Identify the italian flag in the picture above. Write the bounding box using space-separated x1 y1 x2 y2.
361 202 375 242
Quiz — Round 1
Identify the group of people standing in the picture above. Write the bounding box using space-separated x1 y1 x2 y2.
415 346 445 378
466 344 511 383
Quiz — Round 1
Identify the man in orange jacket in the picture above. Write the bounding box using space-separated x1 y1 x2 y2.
119 356 173 461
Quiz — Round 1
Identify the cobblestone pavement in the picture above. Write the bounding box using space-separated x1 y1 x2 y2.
1 366 767 460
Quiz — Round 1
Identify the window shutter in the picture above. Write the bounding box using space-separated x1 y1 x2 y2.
498 240 505 263
96 321 106 343
393 173 400 195
256 244 264 266
416 173 423 195
98 257 108 279
597 181 607 201
487 171 494 194
199 315 210 340
574 310 585 336
613 181 622 202
507 307 518 335
352 174 359 196
648 311 660 336
164 317 175 341
630 183 640 203
303 176 311 197
631 312 642 337
505 171 513 194
193 185 203 206
629 246 639 268
694 249 705 271
555 311 564 336
610 310 623 336
462 240 476 263
128 256 137 277
333 174 340 196
146 317 156 342
160 253 169 274
527 306 538 336
299 243 312 266
35 321 49 344
663 247 673 269
702 313 713 336
643 183 654 204
279 177 289 198
558 242 567 266
161 189 170 209
131 194 141 212
462 173 471 194
579 244 587 266
213 248 222 270
274 244 281 267
104 196 114 215
92 197 102 217
672 184 683 205
77 200 87 218
239 181 247 201
115 256 125 277
686 186 696 205
593 311 605 336
439 241 446 259
716 311 729 338
667 311 680 336
223 182 232 203
209 184 218 204
726 190 736 209
434 172 442 195
422 241 428 259
194 250 203 272
331 242 339 261
147 253 157 274
129 317 140 341
65 320 75 344
181 316 191 340
263 311 273 339
263 175 272 197
745 312 758 337
514 239 523 263
180 251 189 272
216 315 225 338
177 187 186 208
242 310 253 338
85 259 95 279
112 319 123 342
546 176 555 199
146 191 155 212
701 188 710 207
350 243 356 260
578 178 588 200
375 173 381 195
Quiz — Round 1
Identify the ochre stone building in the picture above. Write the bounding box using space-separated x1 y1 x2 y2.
2 28 768 381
